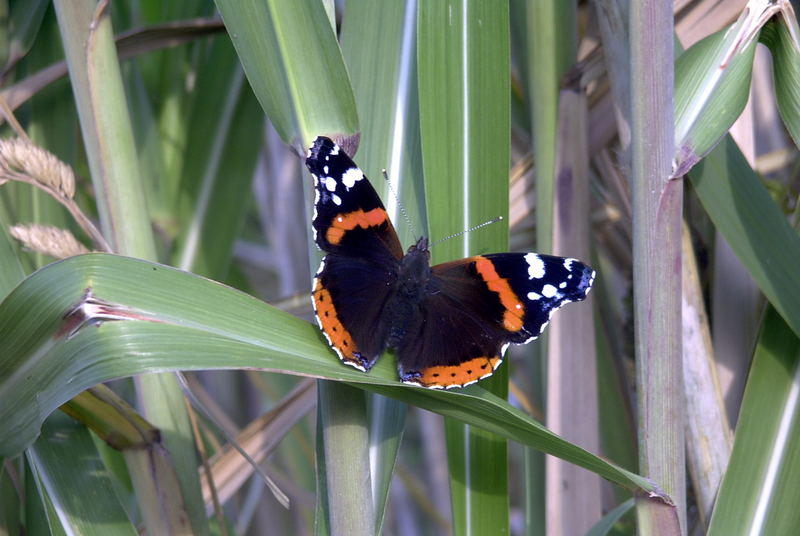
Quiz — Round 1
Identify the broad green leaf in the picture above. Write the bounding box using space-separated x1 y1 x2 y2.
214 0 358 145
708 306 800 535
27 413 138 535
689 136 800 340
673 25 756 177
0 253 666 503
418 2 511 534
760 15 800 149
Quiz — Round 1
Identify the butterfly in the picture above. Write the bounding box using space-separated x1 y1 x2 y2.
305 136 595 389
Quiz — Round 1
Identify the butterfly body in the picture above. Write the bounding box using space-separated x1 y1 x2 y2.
305 136 595 389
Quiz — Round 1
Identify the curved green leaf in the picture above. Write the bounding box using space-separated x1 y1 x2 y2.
708 307 800 535
689 137 800 340
674 25 756 176
0 253 665 502
27 413 138 535
214 0 358 145
761 16 800 149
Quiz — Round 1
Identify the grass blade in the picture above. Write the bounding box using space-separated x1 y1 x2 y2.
708 307 800 535
418 1 511 533
0 253 668 502
214 0 358 144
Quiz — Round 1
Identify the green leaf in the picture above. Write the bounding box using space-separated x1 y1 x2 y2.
0 253 665 502
214 0 358 145
418 1 511 533
673 25 756 176
586 497 634 536
708 306 800 535
689 136 800 339
760 16 800 149
27 413 138 535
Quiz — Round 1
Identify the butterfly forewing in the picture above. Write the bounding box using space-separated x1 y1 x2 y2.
306 136 403 259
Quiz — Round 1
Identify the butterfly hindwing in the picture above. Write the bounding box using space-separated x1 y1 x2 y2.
312 253 397 372
396 253 595 389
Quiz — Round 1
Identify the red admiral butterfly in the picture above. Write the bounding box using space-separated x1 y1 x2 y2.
305 136 595 389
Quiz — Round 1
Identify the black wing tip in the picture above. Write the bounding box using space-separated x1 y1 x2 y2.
306 133 360 161
579 264 596 297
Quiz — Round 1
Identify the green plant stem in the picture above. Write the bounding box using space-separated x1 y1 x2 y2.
53 2 206 534
317 381 374 535
630 2 685 534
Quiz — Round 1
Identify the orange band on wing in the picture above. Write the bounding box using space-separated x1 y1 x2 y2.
313 278 362 366
473 257 524 331
411 356 502 389
325 208 389 245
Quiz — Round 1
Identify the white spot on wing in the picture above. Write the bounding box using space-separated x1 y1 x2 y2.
330 145 340 155
525 253 545 279
341 167 364 188
323 165 329 174
564 258 575 271
332 193 342 205
542 284 558 298
527 291 541 301
324 176 337 191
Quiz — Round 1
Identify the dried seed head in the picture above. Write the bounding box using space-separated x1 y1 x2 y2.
10 223 90 259
0 138 76 199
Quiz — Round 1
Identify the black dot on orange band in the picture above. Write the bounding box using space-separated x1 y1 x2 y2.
433 373 440 377
481 364 487 369
467 370 472 374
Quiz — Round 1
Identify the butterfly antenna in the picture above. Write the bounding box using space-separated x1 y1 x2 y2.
382 168 417 237
429 216 504 248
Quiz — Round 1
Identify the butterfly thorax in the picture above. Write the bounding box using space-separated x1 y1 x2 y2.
386 237 432 348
